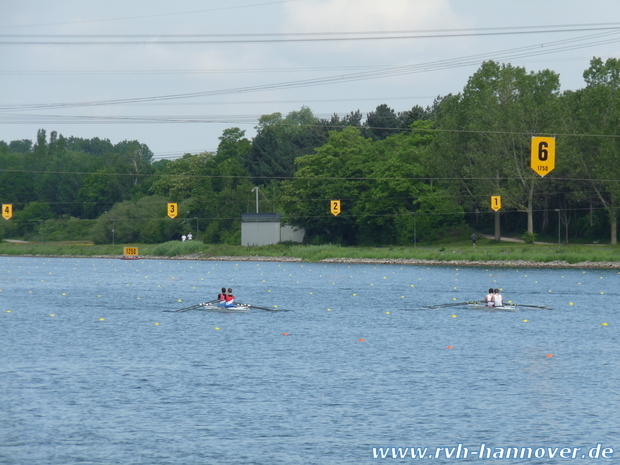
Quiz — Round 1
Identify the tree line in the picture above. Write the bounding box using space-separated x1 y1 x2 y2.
1 57 620 245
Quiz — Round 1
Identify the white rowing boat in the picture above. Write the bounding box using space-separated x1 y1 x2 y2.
468 303 519 312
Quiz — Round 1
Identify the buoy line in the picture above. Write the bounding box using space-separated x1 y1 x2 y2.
2 253 620 269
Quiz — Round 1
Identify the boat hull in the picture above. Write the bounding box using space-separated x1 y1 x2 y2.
198 304 250 313
468 304 519 312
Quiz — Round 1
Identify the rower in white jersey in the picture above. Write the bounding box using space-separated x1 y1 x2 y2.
493 288 504 307
484 288 495 307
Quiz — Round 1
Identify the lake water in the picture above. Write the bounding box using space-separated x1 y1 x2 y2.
1 256 619 464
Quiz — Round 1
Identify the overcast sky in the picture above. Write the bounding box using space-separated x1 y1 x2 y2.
2 0 620 159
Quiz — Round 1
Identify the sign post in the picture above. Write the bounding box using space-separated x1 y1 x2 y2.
167 203 178 219
491 196 501 241
2 204 12 220
331 200 341 216
531 136 556 177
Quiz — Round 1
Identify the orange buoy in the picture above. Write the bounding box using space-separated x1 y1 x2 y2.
447 346 454 349
358 338 365 342
546 354 554 358
282 333 289 336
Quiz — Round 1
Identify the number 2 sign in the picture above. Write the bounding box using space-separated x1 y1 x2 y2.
331 200 341 216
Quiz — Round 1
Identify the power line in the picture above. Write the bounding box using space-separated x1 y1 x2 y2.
0 0 303 30
0 56 607 77
1 168 620 184
2 30 618 113
3 23 620 45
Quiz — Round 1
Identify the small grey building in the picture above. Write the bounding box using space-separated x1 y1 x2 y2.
241 213 304 246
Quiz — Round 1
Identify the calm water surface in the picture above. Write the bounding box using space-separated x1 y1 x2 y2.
1 257 619 464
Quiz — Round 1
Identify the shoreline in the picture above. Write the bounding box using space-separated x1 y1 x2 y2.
3 253 620 269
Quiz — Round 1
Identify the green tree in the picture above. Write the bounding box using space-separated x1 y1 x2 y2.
432 61 561 235
561 57 620 244
77 167 126 218
113 140 155 192
364 104 399 140
151 133 254 244
245 107 328 185
8 139 33 153
281 127 371 244
0 152 36 204
13 201 56 235
319 110 363 131
355 121 464 244
91 196 177 244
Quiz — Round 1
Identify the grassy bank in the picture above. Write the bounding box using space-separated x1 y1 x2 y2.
1 238 620 265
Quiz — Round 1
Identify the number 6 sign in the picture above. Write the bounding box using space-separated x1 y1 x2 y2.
531 136 556 177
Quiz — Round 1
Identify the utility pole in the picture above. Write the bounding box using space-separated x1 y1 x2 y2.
555 209 561 245
251 187 259 213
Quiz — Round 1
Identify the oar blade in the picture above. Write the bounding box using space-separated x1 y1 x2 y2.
513 304 553 309
237 303 291 312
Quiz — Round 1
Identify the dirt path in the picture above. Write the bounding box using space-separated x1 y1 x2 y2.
478 233 554 245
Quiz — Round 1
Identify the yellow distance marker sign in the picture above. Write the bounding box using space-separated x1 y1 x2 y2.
124 247 139 257
331 200 341 216
167 203 178 219
491 196 501 211
2 204 12 220
531 136 556 177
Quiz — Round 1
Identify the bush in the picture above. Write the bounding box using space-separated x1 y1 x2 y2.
152 240 204 257
91 195 180 244
522 231 537 244
13 201 56 235
38 217 96 241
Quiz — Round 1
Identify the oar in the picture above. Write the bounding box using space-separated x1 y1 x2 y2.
237 303 291 312
513 304 553 309
174 300 218 312
172 304 202 313
422 301 482 309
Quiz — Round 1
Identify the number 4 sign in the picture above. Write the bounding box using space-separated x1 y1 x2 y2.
531 136 556 177
2 204 12 220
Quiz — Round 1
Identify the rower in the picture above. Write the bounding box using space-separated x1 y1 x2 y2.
217 287 227 302
493 288 504 307
484 288 494 307
225 288 235 307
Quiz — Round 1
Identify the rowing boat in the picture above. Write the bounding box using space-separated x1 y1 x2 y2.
468 303 519 312
197 303 250 313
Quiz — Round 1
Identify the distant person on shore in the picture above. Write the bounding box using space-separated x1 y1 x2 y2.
181 234 186 242
187 232 193 241
471 233 477 248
